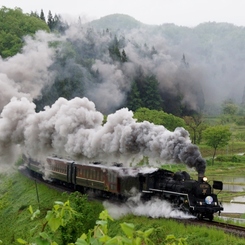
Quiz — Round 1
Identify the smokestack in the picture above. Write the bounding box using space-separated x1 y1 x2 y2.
198 173 204 182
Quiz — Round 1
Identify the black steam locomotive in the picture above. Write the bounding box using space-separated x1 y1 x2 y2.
25 156 223 221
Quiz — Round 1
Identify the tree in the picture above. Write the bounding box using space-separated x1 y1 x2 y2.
40 9 46 22
121 49 128 62
183 114 207 144
0 7 49 58
222 99 238 115
47 10 54 30
53 14 69 33
141 75 162 110
134 107 185 131
126 81 142 111
203 125 232 165
108 35 121 61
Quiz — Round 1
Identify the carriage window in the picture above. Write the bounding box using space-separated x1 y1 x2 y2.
109 173 116 183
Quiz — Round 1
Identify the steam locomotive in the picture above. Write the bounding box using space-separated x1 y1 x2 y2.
25 155 223 221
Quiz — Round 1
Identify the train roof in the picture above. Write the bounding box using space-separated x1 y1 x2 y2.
47 156 159 177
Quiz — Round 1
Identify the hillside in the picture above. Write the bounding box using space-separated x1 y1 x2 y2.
88 13 147 31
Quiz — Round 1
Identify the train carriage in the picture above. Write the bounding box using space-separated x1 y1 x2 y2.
47 156 74 184
74 163 141 198
45 157 141 198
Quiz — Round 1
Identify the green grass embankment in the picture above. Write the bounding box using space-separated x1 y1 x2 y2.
0 171 69 244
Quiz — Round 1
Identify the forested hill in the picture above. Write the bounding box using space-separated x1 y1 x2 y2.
1 8 245 117
88 14 146 31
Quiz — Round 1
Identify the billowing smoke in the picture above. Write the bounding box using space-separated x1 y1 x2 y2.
0 20 212 173
0 31 58 111
103 196 195 219
0 96 206 174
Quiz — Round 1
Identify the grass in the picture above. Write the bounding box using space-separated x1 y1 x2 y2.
108 214 245 245
0 171 70 244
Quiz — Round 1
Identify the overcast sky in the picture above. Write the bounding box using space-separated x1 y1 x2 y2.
1 0 245 27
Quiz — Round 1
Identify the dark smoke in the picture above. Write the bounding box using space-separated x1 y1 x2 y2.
0 97 206 174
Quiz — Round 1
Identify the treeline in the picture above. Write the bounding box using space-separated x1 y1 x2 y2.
30 9 68 33
0 7 49 57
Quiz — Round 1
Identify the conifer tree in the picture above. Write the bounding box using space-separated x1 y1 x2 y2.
47 10 54 30
40 9 46 22
121 49 128 62
126 81 142 111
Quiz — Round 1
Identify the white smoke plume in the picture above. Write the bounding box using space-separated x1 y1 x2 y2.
0 96 206 174
0 31 58 111
103 196 194 219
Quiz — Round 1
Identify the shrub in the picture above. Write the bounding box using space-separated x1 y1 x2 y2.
215 155 242 162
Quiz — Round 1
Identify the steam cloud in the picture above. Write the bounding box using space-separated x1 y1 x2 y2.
0 96 206 174
103 196 194 219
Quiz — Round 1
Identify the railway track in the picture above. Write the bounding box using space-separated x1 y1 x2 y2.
19 166 245 238
178 218 245 238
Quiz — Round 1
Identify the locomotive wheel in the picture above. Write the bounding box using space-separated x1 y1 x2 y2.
208 214 214 221
197 213 203 220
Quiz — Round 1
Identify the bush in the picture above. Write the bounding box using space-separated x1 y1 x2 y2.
17 202 187 245
61 192 104 244
215 155 242 162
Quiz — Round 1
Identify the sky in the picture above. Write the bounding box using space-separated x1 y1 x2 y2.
1 0 245 27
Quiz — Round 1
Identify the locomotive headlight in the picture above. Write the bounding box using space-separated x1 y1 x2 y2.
203 176 208 182
205 196 213 204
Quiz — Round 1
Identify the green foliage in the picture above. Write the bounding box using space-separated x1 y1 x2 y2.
215 155 244 162
126 82 142 111
17 204 187 245
61 192 104 244
108 35 127 62
0 172 69 244
222 99 238 115
45 200 75 232
126 68 163 112
0 7 49 58
17 200 75 244
183 114 207 144
140 75 162 110
203 125 232 164
75 210 153 244
235 116 245 126
134 107 185 131
203 125 232 149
